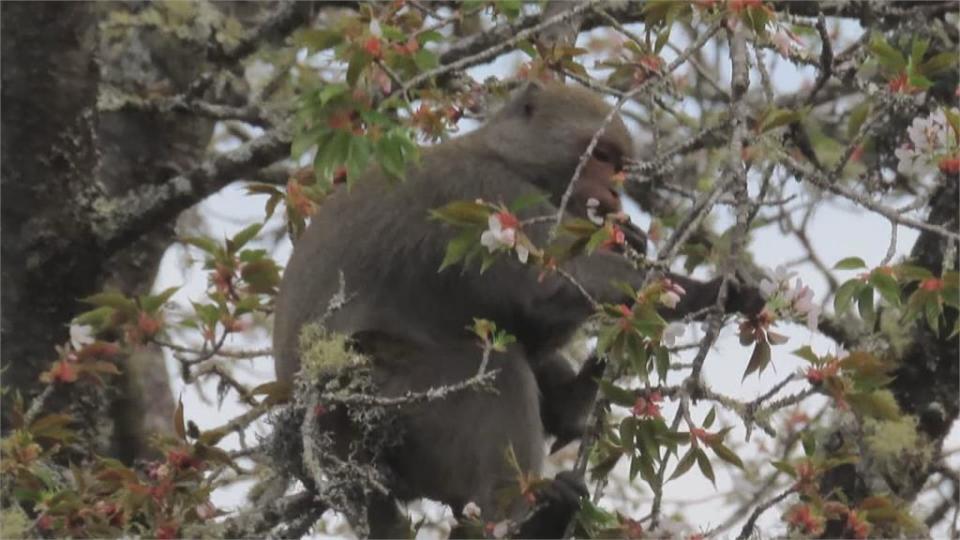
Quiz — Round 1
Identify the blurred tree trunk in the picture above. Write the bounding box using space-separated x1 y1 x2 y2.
1 1 226 461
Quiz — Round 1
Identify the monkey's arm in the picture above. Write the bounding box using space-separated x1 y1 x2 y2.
533 353 604 453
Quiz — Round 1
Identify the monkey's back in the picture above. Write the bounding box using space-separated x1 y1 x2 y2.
273 134 562 382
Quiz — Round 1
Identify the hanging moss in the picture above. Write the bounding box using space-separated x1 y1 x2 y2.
298 323 369 382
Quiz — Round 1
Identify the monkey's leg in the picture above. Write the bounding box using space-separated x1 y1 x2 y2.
369 340 547 527
367 493 411 539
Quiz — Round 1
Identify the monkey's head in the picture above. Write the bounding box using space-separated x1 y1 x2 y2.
480 82 634 203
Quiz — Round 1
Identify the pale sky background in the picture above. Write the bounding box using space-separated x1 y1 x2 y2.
150 13 958 539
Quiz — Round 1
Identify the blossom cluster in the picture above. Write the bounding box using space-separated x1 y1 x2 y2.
480 211 530 263
894 108 960 178
759 265 820 332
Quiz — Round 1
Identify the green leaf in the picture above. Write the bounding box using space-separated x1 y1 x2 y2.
869 271 901 307
297 29 343 52
30 413 74 440
439 229 480 271
417 30 444 45
909 38 929 69
250 381 292 405
856 285 875 323
945 108 960 141
72 306 114 330
241 259 281 294
429 200 491 226
896 264 933 282
907 72 933 90
637 421 660 463
869 33 906 72
174 396 186 440
834 256 867 270
316 83 350 107
81 291 136 312
846 102 871 139
654 346 669 383
585 226 610 254
771 460 797 478
413 49 439 71
708 440 744 469
182 235 220 255
703 407 716 429
834 279 864 314
695 448 716 486
758 107 808 133
376 135 408 180
668 448 697 481
924 298 942 335
346 50 371 87
847 391 901 420
792 345 820 365
229 223 263 253
315 130 351 175
508 192 549 213
598 379 636 407
346 135 372 185
742 341 771 380
140 286 180 314
802 431 816 456
620 416 637 451
918 52 958 75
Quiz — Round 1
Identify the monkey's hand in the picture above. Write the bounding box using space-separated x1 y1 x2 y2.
518 471 587 539
660 273 766 321
620 219 648 256
726 271 766 316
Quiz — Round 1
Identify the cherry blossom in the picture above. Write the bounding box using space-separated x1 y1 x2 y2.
632 391 663 418
786 278 821 331
462 501 482 519
586 197 604 225
70 323 95 350
895 109 953 178
660 278 687 309
758 266 820 332
662 321 687 346
759 265 796 299
480 211 529 263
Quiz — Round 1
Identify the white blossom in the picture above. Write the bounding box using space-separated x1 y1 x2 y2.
906 109 948 151
660 279 686 308
492 520 510 539
368 19 382 38
462 502 482 520
586 198 604 225
896 109 952 178
760 264 796 298
662 321 686 346
480 214 516 252
516 243 530 264
660 290 681 309
70 323 95 350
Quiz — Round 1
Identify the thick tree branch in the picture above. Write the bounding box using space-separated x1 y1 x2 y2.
93 127 291 256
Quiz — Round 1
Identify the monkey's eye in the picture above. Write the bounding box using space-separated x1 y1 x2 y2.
593 148 613 163
593 147 623 171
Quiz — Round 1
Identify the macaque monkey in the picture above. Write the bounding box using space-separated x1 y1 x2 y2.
274 82 761 538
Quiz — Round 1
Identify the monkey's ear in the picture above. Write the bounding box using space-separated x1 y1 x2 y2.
515 80 545 118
